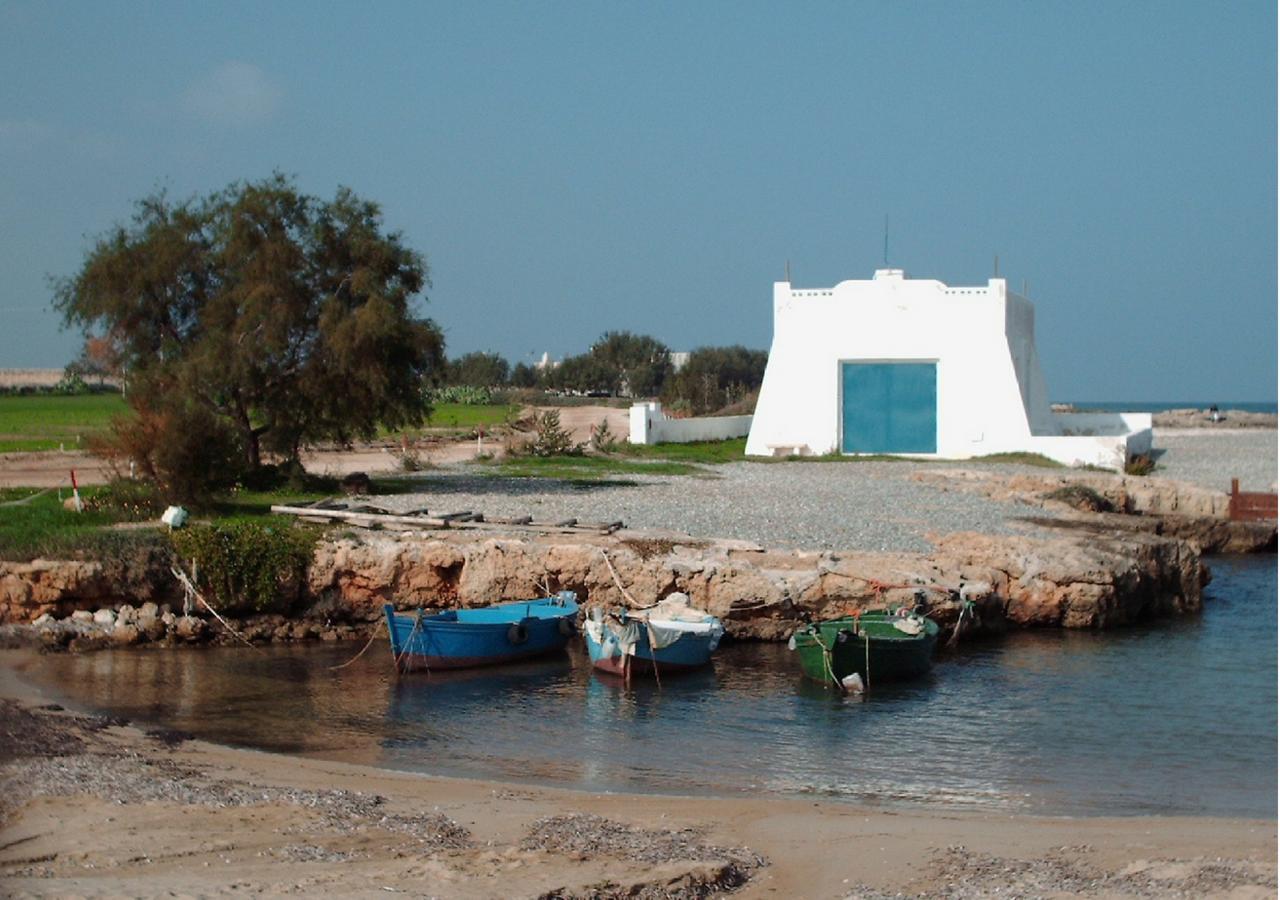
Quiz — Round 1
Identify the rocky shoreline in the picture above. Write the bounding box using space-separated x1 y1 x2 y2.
0 464 1274 654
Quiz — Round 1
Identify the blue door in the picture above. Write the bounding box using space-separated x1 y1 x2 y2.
840 362 936 453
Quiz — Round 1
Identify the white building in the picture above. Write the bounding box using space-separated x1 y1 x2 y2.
744 268 1151 469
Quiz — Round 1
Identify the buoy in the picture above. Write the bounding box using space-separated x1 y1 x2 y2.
840 672 865 693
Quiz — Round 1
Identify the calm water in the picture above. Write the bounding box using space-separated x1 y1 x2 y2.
21 556 1276 818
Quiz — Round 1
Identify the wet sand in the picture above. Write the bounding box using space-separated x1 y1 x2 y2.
0 652 1274 898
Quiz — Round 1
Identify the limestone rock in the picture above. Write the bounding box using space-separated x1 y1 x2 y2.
92 609 116 627
173 616 207 641
71 610 93 623
111 624 142 646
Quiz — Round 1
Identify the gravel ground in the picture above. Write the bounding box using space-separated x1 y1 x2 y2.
385 461 1060 553
1152 428 1277 492
381 429 1276 553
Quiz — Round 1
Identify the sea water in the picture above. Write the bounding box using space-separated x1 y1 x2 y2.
20 555 1276 818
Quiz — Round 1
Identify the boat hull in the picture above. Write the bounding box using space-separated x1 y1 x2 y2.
584 621 719 676
384 594 578 673
790 612 939 686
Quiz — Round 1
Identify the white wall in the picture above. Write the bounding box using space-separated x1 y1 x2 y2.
630 402 753 445
744 269 1149 471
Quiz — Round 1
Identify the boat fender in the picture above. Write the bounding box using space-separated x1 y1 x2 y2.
558 617 577 637
787 634 797 651
507 622 529 645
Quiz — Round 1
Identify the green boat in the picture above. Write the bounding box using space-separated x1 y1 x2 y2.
789 610 940 689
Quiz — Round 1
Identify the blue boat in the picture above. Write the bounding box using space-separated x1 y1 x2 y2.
583 595 724 678
383 592 579 673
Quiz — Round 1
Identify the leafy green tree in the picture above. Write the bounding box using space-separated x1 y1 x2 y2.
54 174 445 480
546 352 617 394
589 331 671 397
509 361 540 388
661 345 768 414
446 351 510 386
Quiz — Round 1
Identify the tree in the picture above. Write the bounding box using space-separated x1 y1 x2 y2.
589 331 672 397
54 174 446 482
509 361 540 388
447 351 509 386
661 345 768 415
65 334 122 386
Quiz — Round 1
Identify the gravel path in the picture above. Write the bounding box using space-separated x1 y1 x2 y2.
385 461 1057 553
1152 428 1277 492
379 430 1276 553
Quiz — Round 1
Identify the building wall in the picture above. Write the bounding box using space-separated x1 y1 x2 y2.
744 269 1148 470
746 270 1042 457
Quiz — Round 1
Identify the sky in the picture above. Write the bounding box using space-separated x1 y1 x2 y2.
0 0 1275 401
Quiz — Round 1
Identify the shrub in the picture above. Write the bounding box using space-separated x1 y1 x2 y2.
171 521 318 615
89 403 247 503
1124 453 1157 476
525 409 582 457
426 385 494 405
590 417 619 452
81 479 168 521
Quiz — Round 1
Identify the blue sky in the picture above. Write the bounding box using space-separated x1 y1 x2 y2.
1 0 1275 401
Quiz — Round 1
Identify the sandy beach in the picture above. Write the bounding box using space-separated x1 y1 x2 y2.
0 651 1273 899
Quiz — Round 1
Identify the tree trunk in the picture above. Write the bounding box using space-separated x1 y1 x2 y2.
231 393 261 469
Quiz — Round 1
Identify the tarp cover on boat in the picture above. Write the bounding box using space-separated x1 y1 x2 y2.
586 592 724 658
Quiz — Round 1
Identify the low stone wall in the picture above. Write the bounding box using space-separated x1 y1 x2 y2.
629 402 753 445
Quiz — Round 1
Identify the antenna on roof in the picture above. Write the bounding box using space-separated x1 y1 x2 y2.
883 215 889 265
993 254 1000 277
785 260 791 283
1022 278 1028 296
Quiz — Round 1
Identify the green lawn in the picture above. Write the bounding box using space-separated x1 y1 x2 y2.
419 403 521 431
0 393 130 452
486 454 705 481
613 437 748 464
0 475 417 561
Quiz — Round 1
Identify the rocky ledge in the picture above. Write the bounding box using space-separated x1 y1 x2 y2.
3 516 1205 648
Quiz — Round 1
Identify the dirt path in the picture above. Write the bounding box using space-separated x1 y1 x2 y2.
0 405 632 488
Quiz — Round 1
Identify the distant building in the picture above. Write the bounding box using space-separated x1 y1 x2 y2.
668 351 691 372
745 268 1150 469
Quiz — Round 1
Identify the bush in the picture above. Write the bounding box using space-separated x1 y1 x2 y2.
525 409 582 457
171 521 317 615
89 403 247 503
426 385 494 405
590 417 619 452
81 479 168 520
1124 453 1157 476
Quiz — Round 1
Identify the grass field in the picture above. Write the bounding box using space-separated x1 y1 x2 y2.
0 393 130 453
486 455 705 482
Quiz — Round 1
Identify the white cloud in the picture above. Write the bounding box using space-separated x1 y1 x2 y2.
181 61 283 127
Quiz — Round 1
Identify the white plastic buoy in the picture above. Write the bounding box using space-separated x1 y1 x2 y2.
840 672 865 693
161 506 189 529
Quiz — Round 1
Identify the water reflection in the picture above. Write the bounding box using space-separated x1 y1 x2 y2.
20 556 1276 818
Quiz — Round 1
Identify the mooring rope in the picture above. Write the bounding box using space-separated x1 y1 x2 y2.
328 618 386 671
170 564 257 650
598 548 637 606
393 609 426 675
